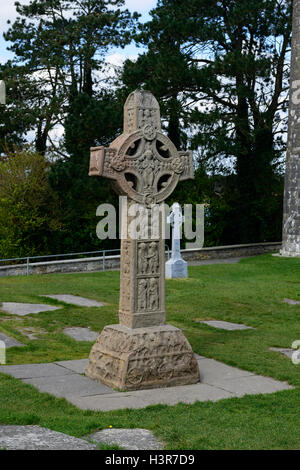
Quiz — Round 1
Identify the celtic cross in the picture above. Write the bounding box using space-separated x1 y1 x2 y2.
89 90 194 206
86 90 200 390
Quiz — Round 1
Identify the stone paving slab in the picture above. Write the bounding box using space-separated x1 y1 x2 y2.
218 375 292 397
0 356 293 411
283 298 300 305
198 358 255 385
88 428 162 450
0 425 96 450
269 347 294 359
68 392 151 412
23 373 114 398
63 327 99 342
200 320 254 330
85 383 234 410
0 363 74 379
0 332 24 348
41 295 103 307
0 302 61 316
55 358 89 374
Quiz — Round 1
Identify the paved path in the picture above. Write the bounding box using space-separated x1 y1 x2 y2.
0 355 293 412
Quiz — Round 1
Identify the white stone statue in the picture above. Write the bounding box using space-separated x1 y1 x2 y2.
165 202 188 278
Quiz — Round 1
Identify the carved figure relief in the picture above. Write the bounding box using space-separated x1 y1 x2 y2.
148 242 159 274
142 150 156 190
149 278 159 311
137 241 159 275
122 241 130 274
138 242 148 274
136 276 160 312
138 279 148 311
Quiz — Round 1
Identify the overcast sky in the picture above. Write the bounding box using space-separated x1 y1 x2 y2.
0 0 157 64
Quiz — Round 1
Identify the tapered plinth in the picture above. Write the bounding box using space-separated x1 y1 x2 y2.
85 324 200 391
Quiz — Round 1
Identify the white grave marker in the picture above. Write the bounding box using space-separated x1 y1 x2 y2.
166 203 188 278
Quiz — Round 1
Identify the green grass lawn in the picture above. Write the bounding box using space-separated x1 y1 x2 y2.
0 254 300 449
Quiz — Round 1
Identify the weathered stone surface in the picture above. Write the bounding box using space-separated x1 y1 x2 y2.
0 332 24 348
63 327 99 342
86 89 200 389
283 298 300 305
88 428 163 450
0 426 96 450
281 0 300 257
166 203 188 279
199 320 254 331
41 294 103 307
85 324 200 391
0 302 61 316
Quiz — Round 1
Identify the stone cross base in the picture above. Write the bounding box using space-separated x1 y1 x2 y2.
85 324 200 391
165 259 188 279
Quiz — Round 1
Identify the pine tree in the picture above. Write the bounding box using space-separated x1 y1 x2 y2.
122 0 292 244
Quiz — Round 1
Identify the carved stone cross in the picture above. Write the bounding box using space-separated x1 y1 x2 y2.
86 90 200 390
89 90 194 205
0 81 6 105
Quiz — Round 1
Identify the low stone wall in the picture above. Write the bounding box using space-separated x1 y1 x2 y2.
0 242 282 277
181 242 282 261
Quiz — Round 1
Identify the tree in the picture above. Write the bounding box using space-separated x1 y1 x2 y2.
122 0 292 244
48 89 123 253
0 0 140 253
0 147 62 258
3 0 139 155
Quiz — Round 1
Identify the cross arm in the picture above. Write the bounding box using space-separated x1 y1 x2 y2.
178 151 195 181
89 146 118 180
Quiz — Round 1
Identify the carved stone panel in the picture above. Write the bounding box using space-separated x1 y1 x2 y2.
85 324 200 391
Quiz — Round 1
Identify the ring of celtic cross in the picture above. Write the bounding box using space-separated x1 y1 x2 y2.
110 129 184 205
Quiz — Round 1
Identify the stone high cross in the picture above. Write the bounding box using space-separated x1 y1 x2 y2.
0 81 5 105
281 0 300 257
85 90 200 390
